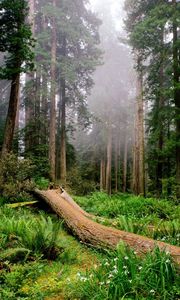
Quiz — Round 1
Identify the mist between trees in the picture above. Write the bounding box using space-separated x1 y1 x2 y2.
0 0 179 200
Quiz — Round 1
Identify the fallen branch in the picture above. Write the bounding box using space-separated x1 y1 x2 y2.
7 201 38 208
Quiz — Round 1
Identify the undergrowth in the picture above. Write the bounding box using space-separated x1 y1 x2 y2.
0 206 98 300
75 192 180 246
0 206 63 261
67 243 180 300
0 193 180 300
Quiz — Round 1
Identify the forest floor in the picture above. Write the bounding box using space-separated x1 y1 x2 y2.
0 192 180 299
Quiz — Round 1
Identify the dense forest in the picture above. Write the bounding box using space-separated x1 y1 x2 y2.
0 0 180 299
0 0 180 199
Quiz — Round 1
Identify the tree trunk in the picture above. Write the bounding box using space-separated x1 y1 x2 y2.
114 136 118 193
156 28 165 198
172 0 180 199
49 0 57 182
59 34 67 185
41 72 48 146
135 65 145 196
1 73 20 157
35 73 41 146
118 133 121 191
41 15 49 148
34 188 180 265
123 132 128 193
132 69 145 197
25 0 35 153
132 63 145 196
60 77 67 185
100 156 106 191
106 123 112 195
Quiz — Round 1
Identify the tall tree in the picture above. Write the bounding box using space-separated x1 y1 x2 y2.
172 0 180 198
49 0 57 181
125 0 180 198
0 0 34 157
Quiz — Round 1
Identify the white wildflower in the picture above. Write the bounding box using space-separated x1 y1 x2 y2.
138 266 142 270
123 266 127 269
124 270 129 275
113 265 117 269
124 256 129 260
150 289 155 294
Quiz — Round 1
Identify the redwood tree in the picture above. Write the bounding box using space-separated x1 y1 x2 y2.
0 0 34 157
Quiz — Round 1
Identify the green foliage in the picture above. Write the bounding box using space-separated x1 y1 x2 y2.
0 194 179 299
69 245 179 300
0 206 63 261
67 166 98 195
0 153 35 202
33 177 50 190
75 192 179 219
75 192 180 246
0 0 34 79
125 0 180 198
0 262 46 300
0 206 97 300
23 0 102 172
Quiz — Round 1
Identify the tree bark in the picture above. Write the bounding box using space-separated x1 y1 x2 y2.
41 72 48 146
137 73 145 196
100 157 106 191
34 188 180 265
1 73 20 157
172 0 180 199
106 123 112 195
60 77 67 185
49 0 57 181
59 35 67 185
132 116 139 194
133 63 145 196
114 136 118 193
118 133 121 191
25 0 35 153
132 70 145 196
156 27 165 198
123 132 128 193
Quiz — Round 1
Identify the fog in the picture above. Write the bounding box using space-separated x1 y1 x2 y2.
74 0 136 171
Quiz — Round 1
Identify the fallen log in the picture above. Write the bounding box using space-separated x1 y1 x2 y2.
34 189 180 265
60 189 91 218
